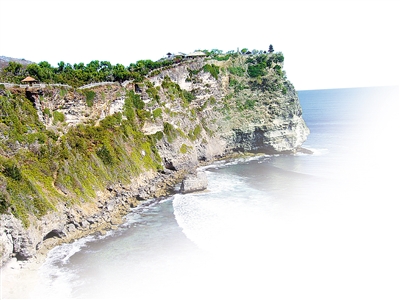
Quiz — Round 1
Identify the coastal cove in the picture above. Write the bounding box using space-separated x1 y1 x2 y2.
2 86 399 299
3 87 400 299
1 52 309 268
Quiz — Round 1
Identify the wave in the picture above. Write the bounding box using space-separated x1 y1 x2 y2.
198 154 271 171
31 237 96 298
46 235 99 266
172 153 335 257
172 169 274 254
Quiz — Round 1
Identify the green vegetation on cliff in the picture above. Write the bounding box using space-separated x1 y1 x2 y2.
0 48 294 227
0 48 283 88
0 86 163 226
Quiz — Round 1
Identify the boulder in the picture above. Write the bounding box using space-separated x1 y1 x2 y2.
180 171 208 194
0 231 13 266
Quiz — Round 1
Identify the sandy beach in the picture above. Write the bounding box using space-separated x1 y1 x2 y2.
1 253 47 299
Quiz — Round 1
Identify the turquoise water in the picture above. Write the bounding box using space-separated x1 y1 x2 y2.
31 86 399 299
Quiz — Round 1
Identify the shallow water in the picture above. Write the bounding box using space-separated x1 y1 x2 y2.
24 86 400 299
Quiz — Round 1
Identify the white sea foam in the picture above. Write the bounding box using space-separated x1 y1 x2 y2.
198 154 271 171
31 239 91 298
173 170 275 256
53 236 96 265
23 87 400 299
296 147 328 156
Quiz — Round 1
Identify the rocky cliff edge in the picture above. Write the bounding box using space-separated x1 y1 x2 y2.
0 53 309 265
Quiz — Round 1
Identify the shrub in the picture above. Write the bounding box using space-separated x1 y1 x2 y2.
162 76 186 101
100 113 122 129
228 66 245 76
214 54 231 61
96 144 114 165
43 108 52 117
248 64 266 78
136 109 151 121
84 90 96 107
124 91 146 121
0 193 10 214
146 87 160 101
182 90 195 103
153 108 162 118
244 99 256 109
53 111 65 124
132 94 145 109
2 161 22 181
203 64 220 80
152 131 164 141
188 68 201 76
59 88 68 97
266 52 284 67
163 122 177 143
124 91 137 120
189 124 202 141
180 144 190 154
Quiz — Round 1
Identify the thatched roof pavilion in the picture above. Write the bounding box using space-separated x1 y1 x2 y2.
21 76 38 85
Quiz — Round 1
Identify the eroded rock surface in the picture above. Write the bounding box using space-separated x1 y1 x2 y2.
0 54 309 265
180 171 208 194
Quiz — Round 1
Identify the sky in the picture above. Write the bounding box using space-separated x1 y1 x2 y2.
1 0 399 90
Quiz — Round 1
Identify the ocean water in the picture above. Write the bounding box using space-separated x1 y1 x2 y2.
28 86 399 299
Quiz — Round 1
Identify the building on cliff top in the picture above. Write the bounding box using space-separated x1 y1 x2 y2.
21 76 38 85
185 51 206 58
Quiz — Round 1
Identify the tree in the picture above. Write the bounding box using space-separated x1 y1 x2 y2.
112 64 130 82
73 62 84 70
210 49 223 56
99 61 113 81
268 44 274 53
57 61 65 73
26 64 43 81
4 62 24 76
134 60 150 76
36 61 55 82
86 60 101 73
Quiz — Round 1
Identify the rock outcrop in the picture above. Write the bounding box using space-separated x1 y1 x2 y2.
180 171 208 194
0 52 309 265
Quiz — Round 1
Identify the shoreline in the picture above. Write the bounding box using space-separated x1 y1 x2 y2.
1 150 314 298
0 195 175 299
1 164 210 299
0 155 238 298
1 254 47 299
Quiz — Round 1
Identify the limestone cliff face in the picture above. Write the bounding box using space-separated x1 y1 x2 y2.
228 85 309 153
32 56 308 165
0 53 309 265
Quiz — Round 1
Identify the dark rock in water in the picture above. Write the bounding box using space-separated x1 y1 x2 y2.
180 171 208 194
297 147 314 154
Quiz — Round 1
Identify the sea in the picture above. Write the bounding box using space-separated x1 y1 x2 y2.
23 86 399 299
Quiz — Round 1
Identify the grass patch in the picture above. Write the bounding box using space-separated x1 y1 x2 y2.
180 144 192 154
84 90 96 107
152 108 162 119
203 64 220 80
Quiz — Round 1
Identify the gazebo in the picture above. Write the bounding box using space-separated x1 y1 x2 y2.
185 51 206 59
21 76 38 85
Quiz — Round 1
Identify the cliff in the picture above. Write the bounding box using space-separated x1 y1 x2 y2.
0 52 309 265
